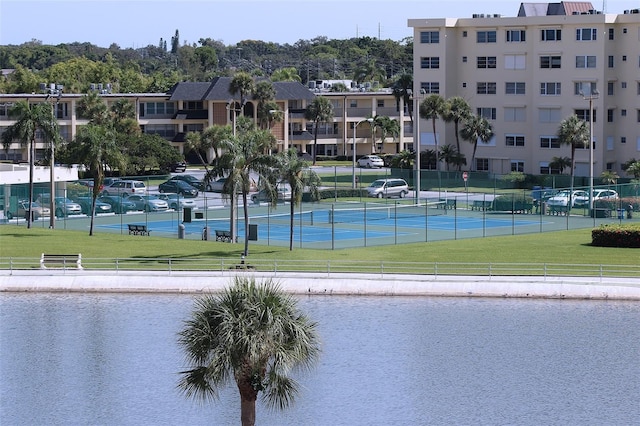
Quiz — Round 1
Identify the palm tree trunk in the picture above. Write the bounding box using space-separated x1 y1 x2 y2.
242 192 250 256
289 197 295 251
471 141 478 172
27 136 35 229
432 118 439 171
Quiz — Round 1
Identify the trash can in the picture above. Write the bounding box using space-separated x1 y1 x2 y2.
178 224 185 239
183 207 192 223
248 224 258 241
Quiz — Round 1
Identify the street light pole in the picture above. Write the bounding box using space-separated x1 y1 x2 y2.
43 83 63 229
412 89 424 203
580 84 599 215
352 118 373 189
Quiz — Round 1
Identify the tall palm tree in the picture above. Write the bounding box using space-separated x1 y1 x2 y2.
216 116 277 256
229 72 255 116
419 94 446 171
439 144 458 172
370 115 400 153
270 67 301 82
353 59 386 86
277 148 321 250
304 96 333 165
178 276 320 426
253 81 277 130
1 100 59 228
442 96 472 155
549 156 572 174
557 114 589 207
460 114 494 171
67 124 124 235
391 73 413 122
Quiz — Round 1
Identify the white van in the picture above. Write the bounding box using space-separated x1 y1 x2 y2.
366 178 409 198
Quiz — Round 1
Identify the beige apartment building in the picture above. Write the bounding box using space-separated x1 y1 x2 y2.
409 2 640 177
0 77 413 165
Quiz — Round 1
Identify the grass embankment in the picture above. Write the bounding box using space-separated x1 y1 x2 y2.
1 225 637 267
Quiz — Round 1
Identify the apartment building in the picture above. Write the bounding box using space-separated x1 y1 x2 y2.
409 2 640 176
0 77 415 165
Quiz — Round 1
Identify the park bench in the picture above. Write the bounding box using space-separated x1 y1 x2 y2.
548 205 569 216
215 229 233 243
128 223 151 236
471 200 492 211
438 199 457 210
40 253 83 270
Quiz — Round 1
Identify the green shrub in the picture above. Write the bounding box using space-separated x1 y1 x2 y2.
491 194 534 212
594 196 640 211
592 224 640 248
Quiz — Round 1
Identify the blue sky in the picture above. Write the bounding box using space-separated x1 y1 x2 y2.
1 0 638 47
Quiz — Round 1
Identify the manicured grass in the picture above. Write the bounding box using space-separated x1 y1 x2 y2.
1 225 637 267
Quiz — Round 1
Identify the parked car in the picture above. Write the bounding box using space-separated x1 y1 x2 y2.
251 185 292 203
170 174 203 190
170 161 187 173
208 177 228 193
37 196 83 218
573 189 619 207
157 193 198 210
546 190 588 208
98 195 139 214
366 178 409 198
101 180 147 197
126 194 169 212
158 179 199 197
357 154 385 168
4 200 50 220
73 196 113 215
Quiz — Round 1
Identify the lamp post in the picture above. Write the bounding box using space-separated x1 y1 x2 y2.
42 83 63 229
412 89 425 202
352 118 373 188
580 84 599 215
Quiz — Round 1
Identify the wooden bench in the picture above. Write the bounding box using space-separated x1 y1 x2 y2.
215 229 233 243
40 253 83 270
548 205 569 216
128 224 151 236
471 200 492 211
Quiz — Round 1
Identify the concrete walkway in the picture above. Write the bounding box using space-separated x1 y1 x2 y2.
1 269 639 300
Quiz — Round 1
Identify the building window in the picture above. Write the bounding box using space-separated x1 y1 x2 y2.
142 102 176 116
575 109 595 122
574 82 597 95
576 56 596 68
608 28 614 40
608 82 615 95
540 136 560 148
377 100 384 108
608 56 614 68
621 109 627 117
608 109 614 122
477 107 496 120
183 101 203 110
477 82 497 94
539 108 561 123
462 56 467 63
623 55 627 62
144 124 177 138
576 28 597 41
506 29 526 42
637 109 640 122
420 82 440 94
638 82 640 95
621 136 626 144
463 30 467 37
477 30 497 43
540 56 561 68
420 31 439 43
541 28 561 41
506 135 525 147
504 54 526 70
621 82 627 89
477 56 497 68
540 82 561 95
476 158 489 171
505 82 525 94
350 100 358 108
504 107 526 122
511 161 525 172
420 57 440 69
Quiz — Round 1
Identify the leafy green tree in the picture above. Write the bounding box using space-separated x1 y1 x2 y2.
442 96 472 154
124 133 182 175
439 144 459 172
353 59 386 85
253 81 277 130
419 94 446 171
178 276 320 426
304 96 333 165
460 114 493 171
1 101 59 229
229 72 255 115
391 73 413 122
625 161 640 179
277 148 321 250
549 156 572 174
557 114 590 205
215 116 277 256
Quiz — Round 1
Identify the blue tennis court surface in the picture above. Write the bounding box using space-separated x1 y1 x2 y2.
98 212 544 244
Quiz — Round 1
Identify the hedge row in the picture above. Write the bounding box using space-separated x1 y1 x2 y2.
594 196 640 211
591 224 640 248
301 188 368 202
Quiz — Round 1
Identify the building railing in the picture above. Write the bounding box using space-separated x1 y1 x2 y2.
1 257 639 281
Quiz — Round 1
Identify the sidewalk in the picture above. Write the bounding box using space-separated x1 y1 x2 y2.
1 270 639 300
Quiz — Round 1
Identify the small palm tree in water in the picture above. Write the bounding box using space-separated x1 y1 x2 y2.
177 277 320 426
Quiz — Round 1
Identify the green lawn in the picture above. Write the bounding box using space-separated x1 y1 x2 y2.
1 225 637 268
